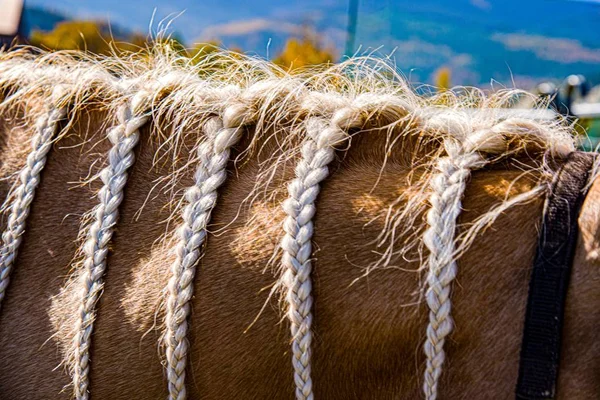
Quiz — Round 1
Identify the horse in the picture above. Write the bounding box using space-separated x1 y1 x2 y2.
0 47 597 400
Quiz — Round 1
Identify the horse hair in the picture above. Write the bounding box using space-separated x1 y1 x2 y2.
0 45 578 400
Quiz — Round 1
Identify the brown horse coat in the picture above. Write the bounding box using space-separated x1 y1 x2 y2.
0 50 597 399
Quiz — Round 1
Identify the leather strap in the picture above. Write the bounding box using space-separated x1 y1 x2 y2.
516 151 597 400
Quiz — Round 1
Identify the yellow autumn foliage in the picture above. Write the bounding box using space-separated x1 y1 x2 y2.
434 66 452 91
30 21 119 54
274 33 336 71
29 20 186 56
28 20 337 73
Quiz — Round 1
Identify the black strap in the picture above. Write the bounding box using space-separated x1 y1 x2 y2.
516 151 597 400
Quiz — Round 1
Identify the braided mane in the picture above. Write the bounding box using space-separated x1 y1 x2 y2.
0 45 578 400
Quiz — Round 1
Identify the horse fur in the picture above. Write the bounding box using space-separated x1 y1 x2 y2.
0 45 597 399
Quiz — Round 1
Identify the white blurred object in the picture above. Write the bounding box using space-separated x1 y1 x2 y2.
0 0 23 38
571 103 600 119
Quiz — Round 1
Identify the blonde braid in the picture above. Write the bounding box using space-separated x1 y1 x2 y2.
422 139 486 400
165 107 246 400
281 108 362 400
0 92 67 309
72 101 148 400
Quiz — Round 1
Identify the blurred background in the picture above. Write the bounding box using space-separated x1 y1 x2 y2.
1 0 600 143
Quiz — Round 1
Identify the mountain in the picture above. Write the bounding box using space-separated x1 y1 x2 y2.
352 0 600 86
19 0 600 87
201 0 600 87
19 4 132 42
20 5 67 37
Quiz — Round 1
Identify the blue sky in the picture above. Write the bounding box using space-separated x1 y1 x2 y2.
26 0 337 42
23 0 600 87
26 0 600 44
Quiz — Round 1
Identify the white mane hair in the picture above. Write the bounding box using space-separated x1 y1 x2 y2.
0 43 578 400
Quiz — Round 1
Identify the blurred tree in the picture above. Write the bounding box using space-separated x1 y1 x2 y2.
153 34 187 55
29 19 338 75
434 66 452 91
28 20 187 56
274 28 336 71
189 41 222 62
30 21 115 54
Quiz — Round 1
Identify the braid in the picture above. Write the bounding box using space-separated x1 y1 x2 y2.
72 102 148 400
0 101 67 309
164 110 245 400
281 115 352 400
422 139 486 400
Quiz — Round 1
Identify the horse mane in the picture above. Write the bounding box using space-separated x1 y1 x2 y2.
0 43 577 267
0 43 584 399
